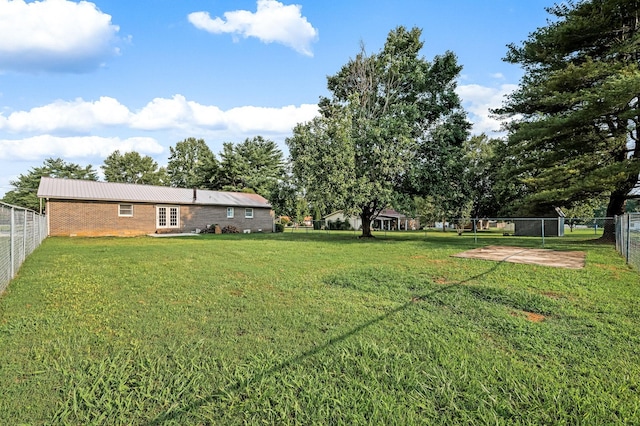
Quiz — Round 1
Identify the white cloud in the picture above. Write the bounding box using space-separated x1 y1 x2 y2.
0 0 121 73
130 95 226 131
188 0 318 56
456 83 518 135
0 97 130 133
0 136 163 161
0 85 518 145
225 104 318 132
0 95 319 137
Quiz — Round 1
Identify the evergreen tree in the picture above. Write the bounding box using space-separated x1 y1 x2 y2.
102 150 168 185
166 138 218 189
218 136 285 197
2 158 98 211
496 0 640 240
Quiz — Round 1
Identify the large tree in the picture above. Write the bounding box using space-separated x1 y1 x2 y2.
461 134 506 218
288 26 469 237
496 0 640 240
102 150 168 185
2 158 98 211
218 136 285 197
166 138 218 189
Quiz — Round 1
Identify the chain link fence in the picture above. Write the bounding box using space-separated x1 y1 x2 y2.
443 217 611 245
616 213 640 271
276 214 639 270
277 217 612 240
0 202 48 294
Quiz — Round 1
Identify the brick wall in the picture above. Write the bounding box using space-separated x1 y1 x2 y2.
47 200 273 236
48 200 156 236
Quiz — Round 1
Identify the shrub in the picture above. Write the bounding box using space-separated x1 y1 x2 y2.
221 225 240 234
275 223 284 233
200 224 219 234
327 218 351 230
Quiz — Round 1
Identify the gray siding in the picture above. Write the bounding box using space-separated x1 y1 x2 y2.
181 205 273 233
515 218 563 237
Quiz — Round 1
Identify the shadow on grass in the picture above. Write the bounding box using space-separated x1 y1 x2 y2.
208 230 610 252
147 260 507 425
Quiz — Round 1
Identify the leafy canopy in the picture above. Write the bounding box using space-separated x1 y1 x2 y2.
496 0 640 239
102 150 168 186
2 158 98 211
218 136 285 197
167 138 218 189
288 26 469 237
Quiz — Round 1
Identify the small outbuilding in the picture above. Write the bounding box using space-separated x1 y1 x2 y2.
514 208 566 237
37 177 273 237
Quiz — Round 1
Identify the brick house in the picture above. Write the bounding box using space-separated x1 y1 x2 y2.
37 177 273 237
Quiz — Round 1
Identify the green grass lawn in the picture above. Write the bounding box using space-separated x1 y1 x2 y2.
0 231 638 424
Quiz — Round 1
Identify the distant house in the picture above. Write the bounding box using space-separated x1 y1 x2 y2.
376 209 420 231
37 177 273 237
323 211 362 230
323 209 419 231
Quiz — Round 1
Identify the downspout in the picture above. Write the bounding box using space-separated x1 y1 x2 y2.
46 199 50 236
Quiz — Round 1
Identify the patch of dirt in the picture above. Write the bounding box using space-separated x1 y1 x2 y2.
452 245 586 269
510 310 546 322
433 277 449 284
525 311 545 322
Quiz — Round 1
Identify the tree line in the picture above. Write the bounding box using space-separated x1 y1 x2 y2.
4 0 640 241
285 9 640 241
2 136 286 212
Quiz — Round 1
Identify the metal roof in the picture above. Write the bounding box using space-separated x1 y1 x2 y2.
37 177 271 208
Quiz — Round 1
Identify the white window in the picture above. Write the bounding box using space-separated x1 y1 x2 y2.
227 207 234 218
157 206 180 228
119 204 133 217
245 208 253 219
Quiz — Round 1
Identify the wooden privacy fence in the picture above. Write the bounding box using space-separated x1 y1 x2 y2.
0 202 48 294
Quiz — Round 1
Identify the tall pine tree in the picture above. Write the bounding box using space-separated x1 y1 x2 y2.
497 0 640 240
2 158 98 211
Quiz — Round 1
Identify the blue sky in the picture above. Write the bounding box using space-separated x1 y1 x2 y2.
0 0 553 197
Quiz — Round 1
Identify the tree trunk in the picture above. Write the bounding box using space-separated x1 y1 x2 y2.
361 214 373 238
360 203 377 238
602 189 627 242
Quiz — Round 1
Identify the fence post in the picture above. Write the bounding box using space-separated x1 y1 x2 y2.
473 218 477 244
541 219 545 248
10 206 15 280
23 209 27 262
627 214 631 263
615 215 620 252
